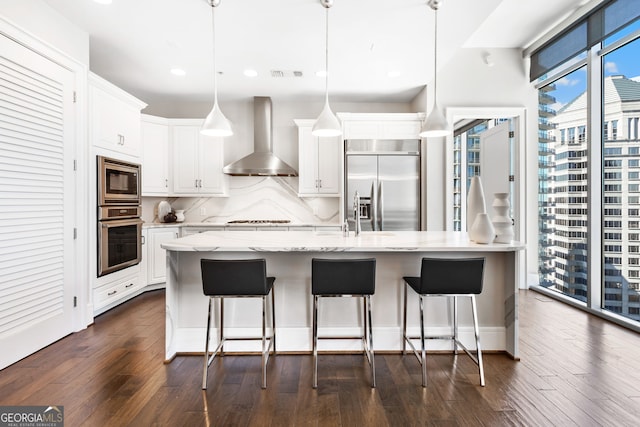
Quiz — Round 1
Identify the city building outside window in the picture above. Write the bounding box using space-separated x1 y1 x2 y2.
536 18 640 324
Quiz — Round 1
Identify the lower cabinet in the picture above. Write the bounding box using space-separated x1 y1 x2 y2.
147 227 180 285
93 265 144 315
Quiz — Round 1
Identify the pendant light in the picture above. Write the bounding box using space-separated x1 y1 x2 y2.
312 0 342 137
201 0 233 137
419 0 451 138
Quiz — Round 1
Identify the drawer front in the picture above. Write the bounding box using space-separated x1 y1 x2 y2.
95 275 142 308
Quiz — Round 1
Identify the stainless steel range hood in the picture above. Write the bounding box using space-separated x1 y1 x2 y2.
222 97 298 176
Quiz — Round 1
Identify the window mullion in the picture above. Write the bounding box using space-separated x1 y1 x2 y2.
587 43 603 310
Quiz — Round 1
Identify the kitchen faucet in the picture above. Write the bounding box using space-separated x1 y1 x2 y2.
353 190 361 236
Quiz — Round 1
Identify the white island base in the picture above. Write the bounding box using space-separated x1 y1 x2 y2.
162 231 524 362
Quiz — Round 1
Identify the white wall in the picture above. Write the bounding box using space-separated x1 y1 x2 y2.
420 47 538 277
0 1 89 65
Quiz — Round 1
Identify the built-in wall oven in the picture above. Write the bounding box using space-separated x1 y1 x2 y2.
97 156 143 277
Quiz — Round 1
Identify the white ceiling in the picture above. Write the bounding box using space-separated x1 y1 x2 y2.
42 0 590 108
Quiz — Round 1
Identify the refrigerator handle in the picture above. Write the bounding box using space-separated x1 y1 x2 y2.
370 181 377 231
377 181 384 231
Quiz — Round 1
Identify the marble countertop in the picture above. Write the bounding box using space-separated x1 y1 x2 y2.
143 222 340 229
160 230 525 252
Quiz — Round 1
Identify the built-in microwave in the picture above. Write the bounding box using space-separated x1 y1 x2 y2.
98 155 141 206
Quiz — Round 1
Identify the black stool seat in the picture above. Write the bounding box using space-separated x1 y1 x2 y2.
402 257 485 387
201 258 276 390
311 258 376 388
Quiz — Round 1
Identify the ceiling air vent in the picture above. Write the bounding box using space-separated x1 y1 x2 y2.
270 70 304 78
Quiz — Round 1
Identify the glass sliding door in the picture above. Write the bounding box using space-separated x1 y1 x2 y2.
601 36 640 321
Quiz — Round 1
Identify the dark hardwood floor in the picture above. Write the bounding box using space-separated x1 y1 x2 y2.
1 289 639 426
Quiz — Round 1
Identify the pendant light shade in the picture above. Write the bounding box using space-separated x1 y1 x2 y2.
312 0 341 137
420 0 450 138
201 0 233 137
313 100 342 137
202 102 233 137
420 103 450 137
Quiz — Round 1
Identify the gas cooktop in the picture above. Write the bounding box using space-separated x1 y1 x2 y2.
226 219 291 224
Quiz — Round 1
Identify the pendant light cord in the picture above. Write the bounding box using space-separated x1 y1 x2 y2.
324 5 330 104
432 7 438 106
211 2 218 104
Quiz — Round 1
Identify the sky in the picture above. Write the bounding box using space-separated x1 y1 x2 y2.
550 20 640 109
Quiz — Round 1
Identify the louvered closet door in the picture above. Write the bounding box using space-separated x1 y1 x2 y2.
0 34 75 369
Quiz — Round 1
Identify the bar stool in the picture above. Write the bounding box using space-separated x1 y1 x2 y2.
402 257 485 387
311 258 376 388
201 258 276 390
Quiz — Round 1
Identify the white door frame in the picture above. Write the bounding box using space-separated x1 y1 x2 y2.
446 107 527 290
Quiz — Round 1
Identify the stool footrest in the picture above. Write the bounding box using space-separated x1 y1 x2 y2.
206 335 275 367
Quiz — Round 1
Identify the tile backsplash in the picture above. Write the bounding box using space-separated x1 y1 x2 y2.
142 176 340 224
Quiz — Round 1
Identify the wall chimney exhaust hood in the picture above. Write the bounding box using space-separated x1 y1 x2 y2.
222 97 298 176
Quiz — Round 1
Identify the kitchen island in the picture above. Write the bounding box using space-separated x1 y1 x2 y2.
162 230 525 362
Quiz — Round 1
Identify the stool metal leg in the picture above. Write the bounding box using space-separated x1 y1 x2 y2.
312 295 319 389
453 295 458 354
202 297 213 389
419 294 427 387
365 295 376 388
261 294 267 389
219 297 225 356
402 282 408 355
471 295 485 386
272 287 276 353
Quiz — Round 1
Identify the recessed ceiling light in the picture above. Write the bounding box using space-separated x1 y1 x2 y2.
388 71 401 78
170 68 186 76
93 0 113 4
316 70 327 78
244 69 258 77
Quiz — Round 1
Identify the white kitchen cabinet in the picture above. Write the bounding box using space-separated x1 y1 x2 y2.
339 113 423 140
89 72 147 157
171 121 227 196
141 115 170 195
147 227 179 285
295 120 341 197
93 265 143 315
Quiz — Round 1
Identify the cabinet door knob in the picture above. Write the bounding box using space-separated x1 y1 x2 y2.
165 179 168 188
125 283 134 288
108 290 117 296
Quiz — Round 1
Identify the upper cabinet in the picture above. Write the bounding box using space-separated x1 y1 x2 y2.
89 73 147 158
141 114 169 196
171 120 227 196
339 113 423 140
295 120 341 197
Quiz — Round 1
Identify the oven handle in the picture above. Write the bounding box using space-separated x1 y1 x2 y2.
100 218 144 228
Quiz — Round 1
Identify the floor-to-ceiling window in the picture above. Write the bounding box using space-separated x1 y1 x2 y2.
538 67 588 302
533 0 640 327
601 36 640 321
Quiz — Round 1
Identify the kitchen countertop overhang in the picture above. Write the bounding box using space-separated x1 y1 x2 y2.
161 230 525 253
144 222 339 229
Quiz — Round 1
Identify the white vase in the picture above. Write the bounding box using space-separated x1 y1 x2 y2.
467 176 487 235
158 201 171 223
175 209 185 223
470 213 495 244
492 193 514 243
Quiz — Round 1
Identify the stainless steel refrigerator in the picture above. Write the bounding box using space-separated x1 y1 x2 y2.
345 139 421 231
